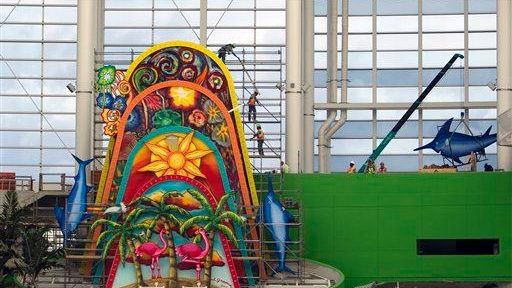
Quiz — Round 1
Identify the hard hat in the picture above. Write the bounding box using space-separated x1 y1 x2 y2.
350 161 355 165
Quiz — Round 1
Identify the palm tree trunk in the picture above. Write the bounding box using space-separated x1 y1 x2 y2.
203 231 215 287
127 239 144 286
164 222 177 288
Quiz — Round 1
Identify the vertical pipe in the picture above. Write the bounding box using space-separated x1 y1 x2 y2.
200 0 207 46
286 0 303 173
418 0 424 169
372 0 378 151
303 0 315 173
93 0 105 171
317 0 338 173
75 0 96 164
497 0 512 171
325 0 348 171
463 0 470 132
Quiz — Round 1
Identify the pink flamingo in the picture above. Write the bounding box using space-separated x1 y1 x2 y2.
176 229 211 282
135 228 168 278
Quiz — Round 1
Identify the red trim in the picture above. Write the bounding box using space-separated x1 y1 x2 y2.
106 175 240 288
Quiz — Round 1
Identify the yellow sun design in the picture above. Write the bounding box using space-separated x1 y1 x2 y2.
138 131 212 178
170 86 197 109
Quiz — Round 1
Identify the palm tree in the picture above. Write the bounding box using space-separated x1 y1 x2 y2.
179 190 245 286
91 217 147 286
128 192 190 288
20 225 65 287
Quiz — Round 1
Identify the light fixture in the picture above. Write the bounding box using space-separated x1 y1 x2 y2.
66 82 77 93
487 80 497 91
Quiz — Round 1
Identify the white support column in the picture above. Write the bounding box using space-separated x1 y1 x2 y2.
302 0 315 173
286 0 303 173
75 0 97 163
497 0 512 171
200 0 207 46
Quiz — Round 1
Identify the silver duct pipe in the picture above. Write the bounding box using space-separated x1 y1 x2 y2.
302 0 315 173
324 0 349 172
318 0 338 173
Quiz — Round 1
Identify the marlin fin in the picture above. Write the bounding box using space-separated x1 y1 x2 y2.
483 126 492 136
71 154 95 166
439 118 454 137
54 205 65 231
452 156 463 164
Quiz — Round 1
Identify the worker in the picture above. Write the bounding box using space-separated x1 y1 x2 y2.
365 159 376 174
378 162 387 173
484 163 494 172
247 91 260 122
280 161 289 174
347 161 357 173
217 44 236 63
252 125 265 156
469 151 477 172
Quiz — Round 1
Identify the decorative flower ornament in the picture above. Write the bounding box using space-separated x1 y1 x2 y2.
203 99 223 124
207 71 226 92
212 121 230 147
169 86 198 110
180 49 194 63
188 109 207 128
153 109 182 129
97 65 116 90
96 92 114 109
111 97 127 112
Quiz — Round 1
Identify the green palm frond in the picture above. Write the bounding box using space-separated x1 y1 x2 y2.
138 195 160 207
186 189 213 214
162 191 182 200
91 219 119 231
164 204 190 217
119 233 128 264
215 193 233 215
101 236 117 261
125 207 145 223
218 211 245 225
97 229 114 245
216 224 238 248
164 214 182 228
180 215 210 234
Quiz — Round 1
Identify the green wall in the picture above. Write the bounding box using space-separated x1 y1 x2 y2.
283 172 512 288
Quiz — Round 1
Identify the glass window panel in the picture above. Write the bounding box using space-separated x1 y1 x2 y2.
377 34 418 50
256 29 285 45
422 51 464 68
42 149 75 165
424 87 465 102
377 69 418 87
315 16 327 33
0 43 41 59
42 114 75 130
468 0 496 13
42 97 76 113
469 109 496 119
347 88 372 103
348 0 372 16
209 11 252 27
0 6 41 22
44 25 77 41
256 0 283 8
347 70 372 87
348 35 372 50
104 29 152 45
469 68 496 86
208 0 253 8
209 28 254 44
155 11 199 26
377 87 418 103
1 149 40 165
469 32 496 49
348 16 372 33
423 0 464 14
423 68 463 86
468 14 496 31
314 0 327 16
1 24 42 40
43 80 73 94
0 114 40 129
105 11 152 27
378 110 418 120
43 62 76 78
379 139 419 154
315 35 327 50
423 109 462 119
315 110 327 120
108 0 153 8
315 120 372 138
44 7 77 23
314 88 327 103
348 52 372 69
0 96 40 112
423 33 464 49
469 86 496 102
468 50 496 67
377 16 418 32
378 120 418 138
0 131 40 147
423 15 464 32
44 43 76 60
42 132 75 147
315 52 327 69
256 11 285 27
377 52 418 68
0 61 41 78
347 110 372 120
331 139 372 154
0 79 41 95
377 0 418 15
154 29 199 43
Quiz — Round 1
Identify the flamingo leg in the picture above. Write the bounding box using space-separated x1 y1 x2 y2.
195 264 201 282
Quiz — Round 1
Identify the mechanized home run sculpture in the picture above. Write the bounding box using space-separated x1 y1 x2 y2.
89 41 259 288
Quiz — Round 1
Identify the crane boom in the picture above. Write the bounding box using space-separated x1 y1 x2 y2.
358 53 464 173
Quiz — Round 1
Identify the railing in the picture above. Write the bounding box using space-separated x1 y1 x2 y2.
38 173 74 192
0 175 34 191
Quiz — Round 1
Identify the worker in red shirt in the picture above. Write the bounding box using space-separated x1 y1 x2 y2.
252 124 265 156
247 91 260 122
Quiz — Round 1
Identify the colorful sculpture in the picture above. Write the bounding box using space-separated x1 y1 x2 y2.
414 118 497 164
176 228 211 282
261 176 294 274
54 154 94 238
135 228 169 279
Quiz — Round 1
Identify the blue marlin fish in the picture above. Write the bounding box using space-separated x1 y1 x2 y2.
259 176 294 274
54 154 94 238
414 118 496 164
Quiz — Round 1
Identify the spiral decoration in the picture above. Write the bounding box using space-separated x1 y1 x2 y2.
132 66 158 93
180 65 198 81
117 80 131 95
207 71 226 92
180 49 195 63
150 51 180 78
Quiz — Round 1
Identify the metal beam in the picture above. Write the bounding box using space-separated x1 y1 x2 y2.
314 101 496 110
200 0 207 46
302 0 315 173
